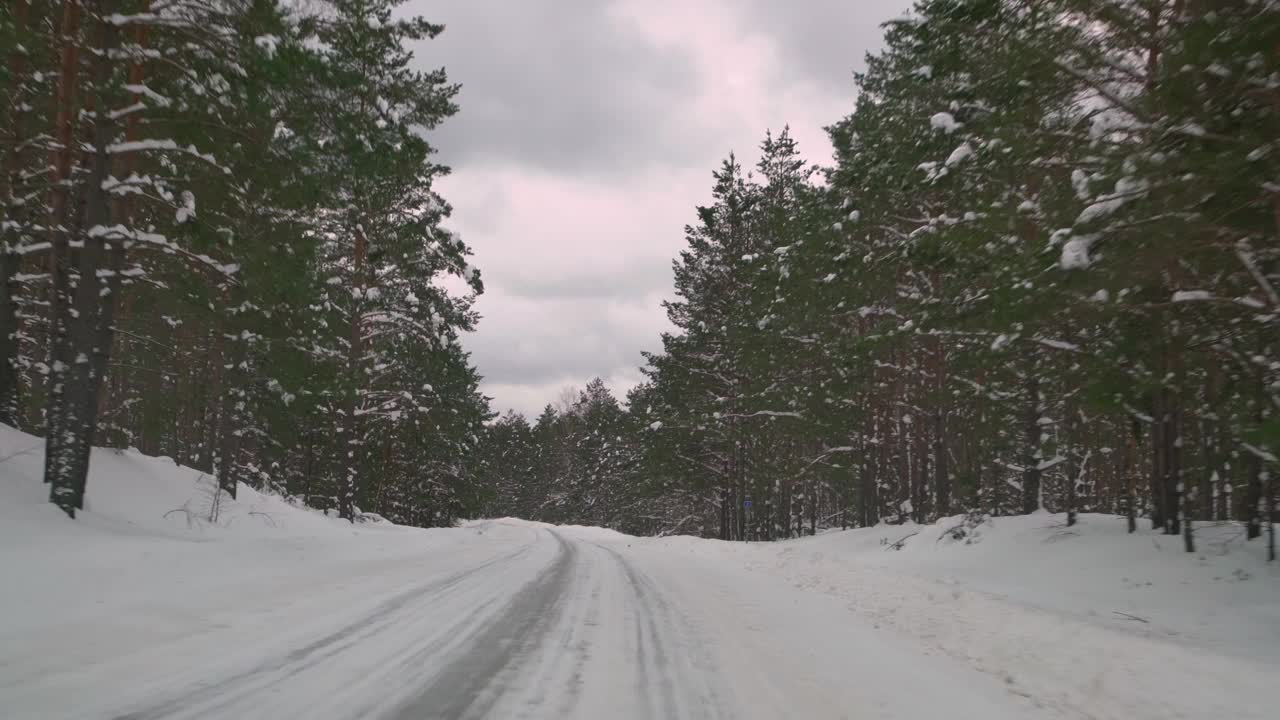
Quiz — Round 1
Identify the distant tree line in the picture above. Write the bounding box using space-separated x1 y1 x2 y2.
475 0 1278 558
474 379 668 536
1 0 490 526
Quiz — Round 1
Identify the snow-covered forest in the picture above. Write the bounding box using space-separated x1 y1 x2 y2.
474 0 1280 556
2 0 1278 558
1 0 487 526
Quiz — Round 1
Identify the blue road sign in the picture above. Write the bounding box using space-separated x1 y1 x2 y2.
743 499 753 508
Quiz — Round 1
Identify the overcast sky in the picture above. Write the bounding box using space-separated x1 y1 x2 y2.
410 0 911 417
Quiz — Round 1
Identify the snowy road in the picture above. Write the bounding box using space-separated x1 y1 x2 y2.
4 520 1057 720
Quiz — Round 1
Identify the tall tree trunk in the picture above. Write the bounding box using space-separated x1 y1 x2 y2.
1125 417 1138 533
1065 412 1078 528
933 407 948 519
1183 500 1195 552
48 10 121 517
0 0 32 426
1202 358 1224 522
772 475 781 539
43 0 82 494
721 448 731 540
1216 417 1232 522
300 423 316 503
209 306 230 497
1161 385 1182 536
338 223 368 521
212 341 240 502
808 472 816 536
913 417 927 523
373 430 393 514
1267 472 1275 562
1021 358 1042 515
0 249 20 427
931 320 949 518
860 438 878 528
1149 389 1167 531
1244 398 1264 541
1168 323 1186 536
93 0 146 454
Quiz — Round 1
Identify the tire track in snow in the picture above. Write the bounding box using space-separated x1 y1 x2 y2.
591 542 726 720
108 529 728 720
109 534 543 720
506 536 605 718
385 531 577 720
388 534 727 720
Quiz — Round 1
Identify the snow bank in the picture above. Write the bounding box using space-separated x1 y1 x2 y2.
0 424 397 541
0 424 536 712
761 514 1279 659
564 513 1279 720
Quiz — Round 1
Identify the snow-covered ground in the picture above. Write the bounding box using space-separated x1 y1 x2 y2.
1 425 1275 719
599 515 1279 720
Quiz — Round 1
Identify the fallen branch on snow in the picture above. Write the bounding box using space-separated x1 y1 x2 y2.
1113 611 1149 624
885 531 919 551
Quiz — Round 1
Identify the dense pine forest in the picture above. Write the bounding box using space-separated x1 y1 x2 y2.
474 0 1280 558
3 0 1278 559
1 0 487 526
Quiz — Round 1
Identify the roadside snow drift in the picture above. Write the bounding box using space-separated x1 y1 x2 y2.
596 514 1279 719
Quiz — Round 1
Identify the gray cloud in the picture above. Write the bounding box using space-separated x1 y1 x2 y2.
413 0 710 176
501 257 672 301
734 1 911 94
465 289 670 388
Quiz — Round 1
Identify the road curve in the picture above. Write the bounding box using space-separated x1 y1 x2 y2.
50 521 1052 720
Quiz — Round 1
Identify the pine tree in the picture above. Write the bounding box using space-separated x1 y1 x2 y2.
303 0 473 521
